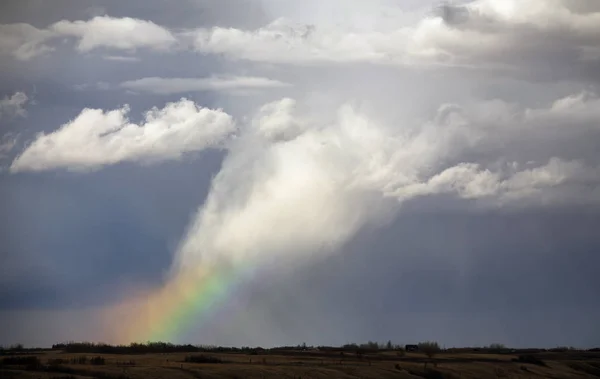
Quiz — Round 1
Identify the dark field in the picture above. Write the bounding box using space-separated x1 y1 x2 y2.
2 347 600 378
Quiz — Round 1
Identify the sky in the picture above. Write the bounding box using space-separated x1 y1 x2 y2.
0 0 599 349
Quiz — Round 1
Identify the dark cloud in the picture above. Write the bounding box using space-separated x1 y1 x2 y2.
0 154 223 309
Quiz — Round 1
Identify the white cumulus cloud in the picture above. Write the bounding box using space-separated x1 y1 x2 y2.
10 99 235 172
51 16 178 53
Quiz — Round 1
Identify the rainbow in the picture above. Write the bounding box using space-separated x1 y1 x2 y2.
117 262 258 343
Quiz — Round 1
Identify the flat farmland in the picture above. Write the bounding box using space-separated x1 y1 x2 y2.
2 349 600 378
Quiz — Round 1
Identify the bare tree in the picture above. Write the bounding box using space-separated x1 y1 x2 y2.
418 341 441 369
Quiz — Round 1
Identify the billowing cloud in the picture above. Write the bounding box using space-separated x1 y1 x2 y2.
120 76 291 95
10 99 235 172
51 16 177 53
251 98 306 142
391 158 591 206
172 90 600 269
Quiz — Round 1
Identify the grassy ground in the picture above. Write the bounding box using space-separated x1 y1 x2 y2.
2 349 600 378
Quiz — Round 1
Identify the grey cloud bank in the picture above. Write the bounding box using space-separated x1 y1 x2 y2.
4 0 599 77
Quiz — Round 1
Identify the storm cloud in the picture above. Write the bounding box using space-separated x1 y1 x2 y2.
1 0 599 348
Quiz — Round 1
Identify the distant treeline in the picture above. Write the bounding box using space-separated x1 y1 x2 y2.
51 342 215 354
47 341 415 355
1 341 597 355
